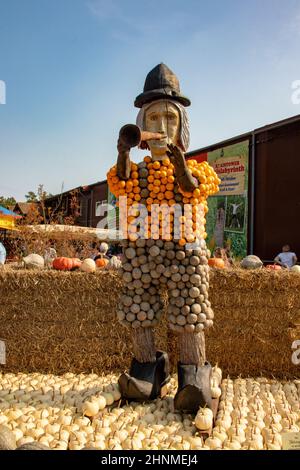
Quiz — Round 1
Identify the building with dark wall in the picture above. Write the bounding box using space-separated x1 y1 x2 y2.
187 113 300 262
252 116 300 262
45 180 108 228
13 202 40 218
76 181 108 228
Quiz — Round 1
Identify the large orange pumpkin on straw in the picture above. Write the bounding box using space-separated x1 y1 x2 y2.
208 258 225 269
266 264 282 271
53 257 81 271
96 258 109 268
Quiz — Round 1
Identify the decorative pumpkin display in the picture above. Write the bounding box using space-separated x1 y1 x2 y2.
80 258 96 273
240 255 263 270
52 257 81 271
208 258 225 269
95 258 109 268
291 265 300 273
266 264 282 271
23 254 45 269
0 370 299 450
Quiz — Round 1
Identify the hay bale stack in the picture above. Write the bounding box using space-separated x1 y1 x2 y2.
0 270 128 373
0 269 300 378
207 269 300 378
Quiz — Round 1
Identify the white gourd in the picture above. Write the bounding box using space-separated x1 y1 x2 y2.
82 401 99 417
188 436 203 449
211 387 222 398
223 439 242 450
80 259 96 273
212 426 227 442
205 437 222 450
212 366 222 382
195 408 213 431
96 395 107 410
101 392 114 406
267 442 281 450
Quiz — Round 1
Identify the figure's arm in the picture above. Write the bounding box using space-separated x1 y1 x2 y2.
292 254 298 266
166 144 198 193
117 125 164 180
117 138 131 181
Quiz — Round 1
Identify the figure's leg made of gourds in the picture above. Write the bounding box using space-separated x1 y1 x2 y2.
117 239 169 400
164 240 213 411
117 282 157 364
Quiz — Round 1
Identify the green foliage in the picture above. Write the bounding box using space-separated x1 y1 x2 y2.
25 186 53 203
0 196 17 208
25 191 38 203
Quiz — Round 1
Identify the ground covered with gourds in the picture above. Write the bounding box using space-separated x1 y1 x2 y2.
0 370 300 450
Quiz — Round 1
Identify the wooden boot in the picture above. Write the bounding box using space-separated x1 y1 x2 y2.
118 327 170 401
118 351 170 401
174 331 212 412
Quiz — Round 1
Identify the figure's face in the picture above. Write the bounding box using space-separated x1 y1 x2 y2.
144 101 180 160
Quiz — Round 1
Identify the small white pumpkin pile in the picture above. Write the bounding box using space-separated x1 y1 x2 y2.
193 365 222 444
0 371 300 450
210 365 222 398
208 377 300 450
0 372 121 450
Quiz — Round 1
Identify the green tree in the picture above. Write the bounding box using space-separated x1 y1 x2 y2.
25 191 38 203
0 196 17 208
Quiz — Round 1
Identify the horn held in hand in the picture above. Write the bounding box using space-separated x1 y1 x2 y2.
119 124 165 149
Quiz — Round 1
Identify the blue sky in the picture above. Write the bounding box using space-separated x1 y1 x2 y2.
0 0 300 200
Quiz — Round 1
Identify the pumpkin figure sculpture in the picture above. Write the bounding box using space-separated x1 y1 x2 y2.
107 64 220 412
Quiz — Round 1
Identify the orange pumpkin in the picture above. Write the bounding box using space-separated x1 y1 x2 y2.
208 257 225 269
266 264 282 270
71 258 82 270
96 258 109 268
53 257 82 271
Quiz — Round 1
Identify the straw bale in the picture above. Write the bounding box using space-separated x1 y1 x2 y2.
1 268 300 379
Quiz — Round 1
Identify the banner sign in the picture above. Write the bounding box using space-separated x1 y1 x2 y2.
188 139 249 260
0 216 16 230
212 155 246 196
282 432 300 450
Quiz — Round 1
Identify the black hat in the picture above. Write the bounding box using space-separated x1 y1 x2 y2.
134 63 191 108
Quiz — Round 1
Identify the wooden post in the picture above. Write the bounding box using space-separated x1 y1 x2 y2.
178 331 206 366
132 327 156 363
